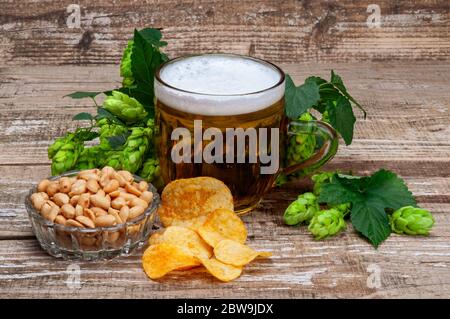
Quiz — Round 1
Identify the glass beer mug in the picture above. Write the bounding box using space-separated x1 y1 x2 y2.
154 54 338 213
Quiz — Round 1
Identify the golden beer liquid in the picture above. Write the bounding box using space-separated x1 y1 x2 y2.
155 97 285 212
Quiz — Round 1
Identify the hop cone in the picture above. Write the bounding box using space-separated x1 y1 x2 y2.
390 206 435 235
311 171 335 196
120 40 134 88
121 127 152 173
139 156 164 189
97 119 129 150
286 112 317 168
308 208 346 240
331 202 351 216
75 146 102 170
48 133 83 175
283 192 320 226
101 151 123 170
103 91 148 125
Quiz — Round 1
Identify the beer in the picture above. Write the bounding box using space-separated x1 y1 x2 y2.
154 54 285 212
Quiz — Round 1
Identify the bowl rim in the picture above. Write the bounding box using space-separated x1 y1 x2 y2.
25 170 160 233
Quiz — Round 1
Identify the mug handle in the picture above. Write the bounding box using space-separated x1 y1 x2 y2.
280 120 339 177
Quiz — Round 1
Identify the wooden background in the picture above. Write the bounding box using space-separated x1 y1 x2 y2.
0 0 449 298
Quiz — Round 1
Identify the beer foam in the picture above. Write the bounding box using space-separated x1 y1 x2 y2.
155 54 284 115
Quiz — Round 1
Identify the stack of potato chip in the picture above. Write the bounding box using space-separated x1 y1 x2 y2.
142 177 271 282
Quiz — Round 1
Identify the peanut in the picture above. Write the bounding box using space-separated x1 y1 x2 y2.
99 175 109 188
119 206 129 223
86 178 100 193
91 194 110 210
31 193 46 210
66 219 85 228
113 172 127 187
140 191 153 204
37 179 51 193
129 205 145 220
75 204 83 217
95 215 116 227
104 179 119 193
80 236 96 246
125 183 142 196
120 192 138 201
61 204 76 219
108 207 120 215
101 166 115 179
96 189 106 197
70 195 80 206
138 181 149 192
54 215 67 225
83 208 96 220
46 182 59 197
108 190 121 198
53 193 70 206
76 215 95 228
107 231 120 243
69 179 86 196
78 193 90 208
111 196 127 210
118 170 133 183
59 177 72 193
78 170 100 181
42 205 59 222
91 207 108 217
128 197 148 208
108 208 122 224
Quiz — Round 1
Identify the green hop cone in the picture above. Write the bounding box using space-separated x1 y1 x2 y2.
102 151 123 170
75 146 102 170
331 202 351 216
103 91 148 125
283 192 320 226
97 120 129 151
390 206 435 236
286 112 317 168
121 127 152 173
311 171 335 196
308 208 346 240
48 133 83 175
120 40 134 88
140 157 161 182
139 156 164 189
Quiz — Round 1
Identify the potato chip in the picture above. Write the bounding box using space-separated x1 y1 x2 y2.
148 231 164 245
214 239 272 266
142 243 200 279
158 177 233 229
197 208 247 247
199 257 242 282
151 226 213 259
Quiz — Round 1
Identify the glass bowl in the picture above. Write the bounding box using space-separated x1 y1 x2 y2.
25 170 160 261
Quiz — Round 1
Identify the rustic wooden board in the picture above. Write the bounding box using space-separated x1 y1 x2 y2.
1 0 449 66
0 62 449 298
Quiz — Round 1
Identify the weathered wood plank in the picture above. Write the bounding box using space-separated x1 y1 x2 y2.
0 0 449 66
1 63 450 165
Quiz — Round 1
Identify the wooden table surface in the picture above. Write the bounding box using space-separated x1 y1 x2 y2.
0 62 449 298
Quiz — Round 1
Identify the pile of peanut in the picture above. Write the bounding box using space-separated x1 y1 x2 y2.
30 167 153 228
